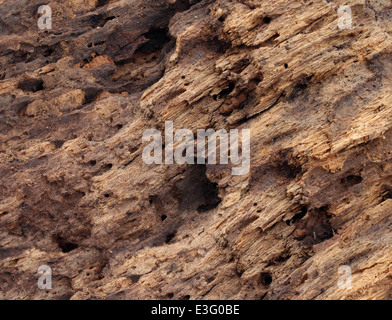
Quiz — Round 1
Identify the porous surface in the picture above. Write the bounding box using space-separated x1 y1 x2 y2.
1 0 392 300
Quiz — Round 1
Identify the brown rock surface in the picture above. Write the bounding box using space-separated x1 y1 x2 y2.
1 0 392 300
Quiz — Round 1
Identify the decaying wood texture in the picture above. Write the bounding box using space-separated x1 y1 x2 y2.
1 0 392 299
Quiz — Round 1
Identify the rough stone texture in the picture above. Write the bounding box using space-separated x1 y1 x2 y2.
1 0 392 300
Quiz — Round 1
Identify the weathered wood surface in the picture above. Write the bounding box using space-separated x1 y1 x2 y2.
1 0 392 299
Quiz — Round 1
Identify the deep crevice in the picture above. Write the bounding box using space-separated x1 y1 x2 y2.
52 234 78 253
18 78 44 93
258 272 273 287
340 174 363 187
